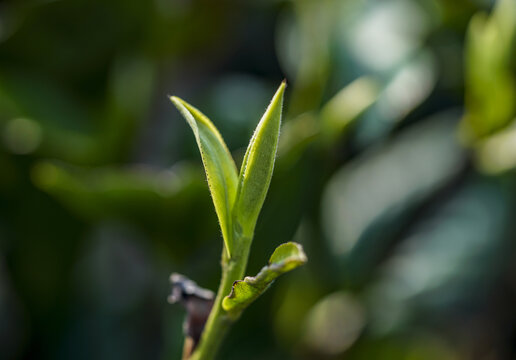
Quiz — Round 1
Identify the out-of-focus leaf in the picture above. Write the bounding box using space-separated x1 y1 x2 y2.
476 119 516 174
322 112 465 280
102 55 156 160
366 177 511 334
327 0 439 146
353 51 437 147
222 242 307 314
319 77 379 145
301 292 365 356
277 0 334 116
461 0 516 142
0 56 156 165
31 160 206 223
375 51 436 121
2 117 42 155
0 69 96 162
171 96 238 257
232 81 285 239
344 0 433 72
277 112 319 165
277 76 379 167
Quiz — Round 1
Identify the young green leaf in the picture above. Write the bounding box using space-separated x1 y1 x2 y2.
222 242 307 314
170 96 238 257
233 81 286 238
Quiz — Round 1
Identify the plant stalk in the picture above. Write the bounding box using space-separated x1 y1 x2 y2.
188 234 252 360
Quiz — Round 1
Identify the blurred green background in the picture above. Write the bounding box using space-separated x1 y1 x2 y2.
1 0 516 359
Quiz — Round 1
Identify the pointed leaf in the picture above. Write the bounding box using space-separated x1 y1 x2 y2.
233 81 286 238
170 96 238 257
222 242 307 314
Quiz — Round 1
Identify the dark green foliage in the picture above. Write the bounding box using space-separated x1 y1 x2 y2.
0 0 516 359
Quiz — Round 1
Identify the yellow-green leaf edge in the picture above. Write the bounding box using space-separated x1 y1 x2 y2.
170 96 238 257
233 80 286 238
222 242 307 313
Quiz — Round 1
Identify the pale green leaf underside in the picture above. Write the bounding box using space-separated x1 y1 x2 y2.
170 96 238 257
233 81 286 237
222 242 307 313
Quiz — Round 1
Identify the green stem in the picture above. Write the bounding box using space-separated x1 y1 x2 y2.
189 235 252 360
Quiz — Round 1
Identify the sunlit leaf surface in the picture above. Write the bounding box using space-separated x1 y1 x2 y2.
233 81 286 238
171 97 238 257
223 242 307 314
